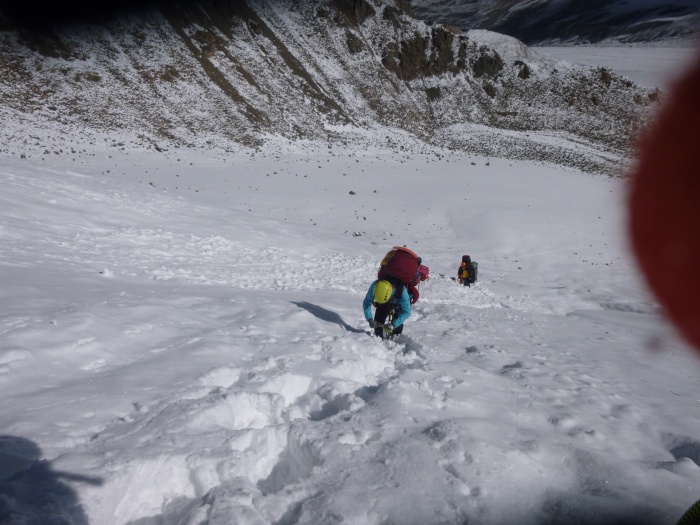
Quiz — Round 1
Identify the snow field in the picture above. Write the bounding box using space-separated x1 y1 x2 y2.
1 145 700 524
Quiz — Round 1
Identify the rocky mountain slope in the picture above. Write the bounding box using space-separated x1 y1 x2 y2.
408 0 700 45
0 0 662 172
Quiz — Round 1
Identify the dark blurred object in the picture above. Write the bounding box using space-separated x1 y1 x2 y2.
0 0 174 29
629 49 700 353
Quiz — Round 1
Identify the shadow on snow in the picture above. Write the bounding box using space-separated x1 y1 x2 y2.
0 435 102 524
291 301 365 334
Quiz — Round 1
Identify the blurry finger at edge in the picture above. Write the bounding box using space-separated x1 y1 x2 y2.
629 48 700 353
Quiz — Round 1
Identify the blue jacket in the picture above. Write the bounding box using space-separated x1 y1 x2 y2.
363 280 412 328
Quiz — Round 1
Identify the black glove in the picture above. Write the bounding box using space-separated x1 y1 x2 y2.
368 319 378 329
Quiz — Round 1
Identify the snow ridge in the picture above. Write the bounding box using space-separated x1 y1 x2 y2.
409 0 700 45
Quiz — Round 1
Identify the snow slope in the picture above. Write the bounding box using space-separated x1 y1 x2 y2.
533 45 699 89
1 138 700 524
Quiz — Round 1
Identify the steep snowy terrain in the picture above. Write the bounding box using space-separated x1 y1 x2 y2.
1 138 700 525
409 0 700 45
0 0 660 173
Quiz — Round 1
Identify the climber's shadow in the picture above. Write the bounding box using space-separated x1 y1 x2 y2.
0 434 102 524
292 301 365 333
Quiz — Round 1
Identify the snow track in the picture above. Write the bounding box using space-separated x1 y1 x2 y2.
68 308 422 524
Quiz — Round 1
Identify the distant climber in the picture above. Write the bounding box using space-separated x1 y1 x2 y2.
457 255 478 287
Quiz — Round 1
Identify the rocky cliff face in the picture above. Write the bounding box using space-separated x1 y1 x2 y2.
0 0 661 172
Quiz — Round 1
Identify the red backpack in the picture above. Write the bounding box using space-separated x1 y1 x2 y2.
377 247 421 303
378 246 421 284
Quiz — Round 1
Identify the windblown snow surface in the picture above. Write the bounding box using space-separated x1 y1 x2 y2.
2 59 700 525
